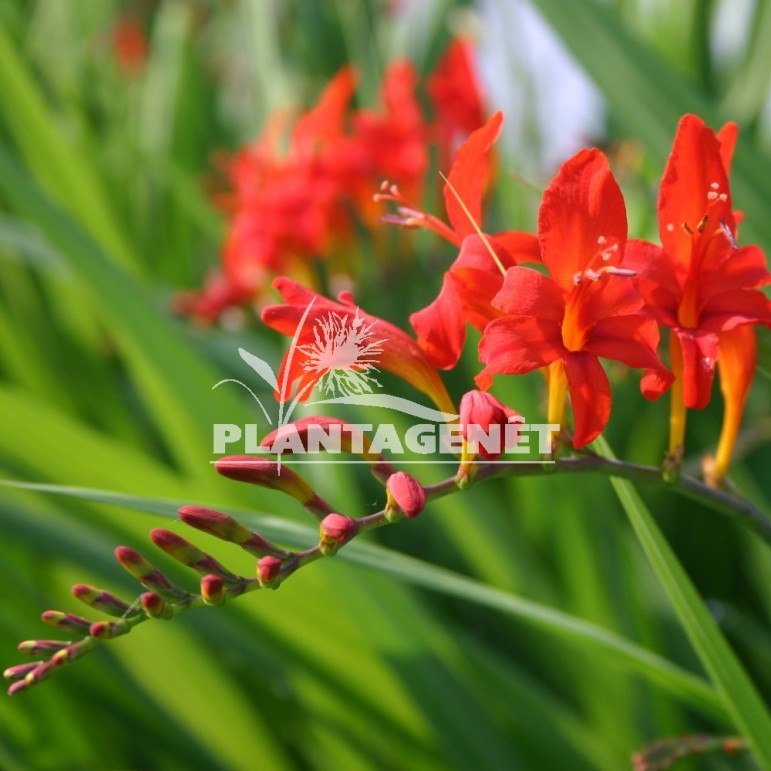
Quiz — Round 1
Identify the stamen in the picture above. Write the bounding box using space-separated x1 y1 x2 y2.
573 264 636 285
697 215 709 233
682 222 694 235
719 220 738 249
604 266 637 278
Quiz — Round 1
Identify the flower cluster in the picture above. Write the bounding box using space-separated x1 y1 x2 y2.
178 38 485 321
264 112 770 483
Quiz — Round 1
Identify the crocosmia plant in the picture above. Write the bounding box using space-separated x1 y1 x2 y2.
2 4 771 771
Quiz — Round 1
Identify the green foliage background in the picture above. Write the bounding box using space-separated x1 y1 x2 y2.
0 1 770 769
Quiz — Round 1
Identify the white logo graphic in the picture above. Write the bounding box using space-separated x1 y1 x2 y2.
299 310 385 397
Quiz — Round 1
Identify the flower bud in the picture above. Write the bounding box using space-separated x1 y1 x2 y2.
114 546 189 601
3 662 38 682
319 514 358 556
71 584 139 618
200 574 227 605
150 529 240 582
385 472 426 520
459 390 521 460
178 506 287 558
89 620 130 640
215 456 333 518
41 611 92 634
261 417 393 479
17 640 71 656
257 556 283 588
140 592 173 619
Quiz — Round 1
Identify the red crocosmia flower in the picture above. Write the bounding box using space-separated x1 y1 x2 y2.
477 148 671 448
261 277 456 414
111 16 148 76
378 112 540 369
346 60 428 213
625 114 771 477
377 110 506 246
410 234 529 369
427 38 486 168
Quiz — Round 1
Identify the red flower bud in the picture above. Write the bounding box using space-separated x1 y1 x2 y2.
257 556 283 588
459 390 520 459
319 514 358 555
179 506 288 558
140 592 172 620
385 472 426 519
200 574 226 605
215 457 333 518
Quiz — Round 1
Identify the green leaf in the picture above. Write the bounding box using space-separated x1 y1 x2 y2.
595 436 771 766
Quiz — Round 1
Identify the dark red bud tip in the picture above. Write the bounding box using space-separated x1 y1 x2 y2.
114 546 144 566
140 592 171 619
257 556 283 588
89 621 129 640
215 456 281 482
386 472 426 519
178 505 253 544
149 528 186 550
215 456 317 504
319 514 358 555
200 574 226 605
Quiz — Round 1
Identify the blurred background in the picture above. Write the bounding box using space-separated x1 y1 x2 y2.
0 0 770 768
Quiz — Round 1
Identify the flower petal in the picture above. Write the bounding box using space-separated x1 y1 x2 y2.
676 328 720 409
563 352 611 448
624 238 681 326
444 111 504 238
490 267 565 323
477 315 563 384
658 114 734 273
538 148 627 291
409 273 466 370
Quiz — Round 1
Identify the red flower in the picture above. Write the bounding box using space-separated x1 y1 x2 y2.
626 114 771 475
111 16 148 76
377 111 505 247
378 113 540 369
427 38 487 169
477 148 670 448
261 277 456 414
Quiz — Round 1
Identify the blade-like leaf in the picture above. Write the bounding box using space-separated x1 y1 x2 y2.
595 436 771 766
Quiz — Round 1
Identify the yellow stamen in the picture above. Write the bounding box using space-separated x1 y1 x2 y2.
440 172 507 278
